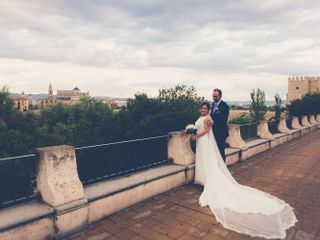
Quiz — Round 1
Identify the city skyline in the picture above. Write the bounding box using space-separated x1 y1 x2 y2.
1 1 320 100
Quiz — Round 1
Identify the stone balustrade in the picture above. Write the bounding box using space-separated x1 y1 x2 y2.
1 117 319 240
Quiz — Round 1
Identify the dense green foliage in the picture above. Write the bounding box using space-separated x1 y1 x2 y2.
228 114 252 125
250 88 267 122
0 85 202 157
273 93 285 120
288 93 320 117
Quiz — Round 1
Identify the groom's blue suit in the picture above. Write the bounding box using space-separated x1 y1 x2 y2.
210 100 229 161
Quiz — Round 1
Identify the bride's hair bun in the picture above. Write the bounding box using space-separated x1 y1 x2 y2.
200 101 210 109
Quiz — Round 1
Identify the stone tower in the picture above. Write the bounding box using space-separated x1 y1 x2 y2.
287 76 320 104
48 83 53 100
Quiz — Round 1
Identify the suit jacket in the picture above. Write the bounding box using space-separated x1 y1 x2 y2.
210 100 229 141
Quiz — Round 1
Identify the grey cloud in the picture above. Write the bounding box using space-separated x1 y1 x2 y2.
1 0 320 86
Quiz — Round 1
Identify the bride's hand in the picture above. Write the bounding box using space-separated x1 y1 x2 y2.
190 134 197 141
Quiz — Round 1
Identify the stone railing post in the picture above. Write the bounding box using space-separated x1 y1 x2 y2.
309 115 317 125
168 131 195 166
277 117 289 133
301 115 311 127
292 117 302 129
226 125 246 149
257 121 273 139
37 145 88 238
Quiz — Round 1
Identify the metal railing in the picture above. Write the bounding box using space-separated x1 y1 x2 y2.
268 120 280 134
0 154 39 209
239 123 258 141
75 135 169 185
0 135 169 208
286 118 293 129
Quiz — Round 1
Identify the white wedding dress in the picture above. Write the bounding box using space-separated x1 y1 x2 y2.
194 115 297 239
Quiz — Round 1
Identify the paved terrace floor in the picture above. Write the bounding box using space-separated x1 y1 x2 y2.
68 130 320 240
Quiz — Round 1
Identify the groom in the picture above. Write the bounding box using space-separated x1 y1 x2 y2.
210 89 229 161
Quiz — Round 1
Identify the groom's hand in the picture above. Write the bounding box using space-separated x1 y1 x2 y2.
190 135 197 141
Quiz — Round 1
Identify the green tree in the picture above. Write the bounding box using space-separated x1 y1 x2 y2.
0 86 14 118
115 93 165 139
37 97 114 147
0 87 40 156
228 115 252 125
116 85 203 140
0 85 204 157
159 85 204 132
250 88 267 122
68 97 114 146
288 93 320 117
274 93 284 120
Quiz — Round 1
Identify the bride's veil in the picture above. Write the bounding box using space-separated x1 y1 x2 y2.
200 130 297 239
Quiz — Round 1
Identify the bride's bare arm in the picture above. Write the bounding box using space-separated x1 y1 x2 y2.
192 118 213 140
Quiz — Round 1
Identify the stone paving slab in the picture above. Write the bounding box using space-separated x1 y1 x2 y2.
67 130 320 240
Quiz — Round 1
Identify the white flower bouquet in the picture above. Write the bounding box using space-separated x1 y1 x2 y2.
185 124 197 135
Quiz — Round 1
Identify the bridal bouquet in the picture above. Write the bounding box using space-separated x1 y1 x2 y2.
185 124 197 135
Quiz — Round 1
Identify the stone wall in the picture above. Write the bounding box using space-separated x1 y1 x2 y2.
0 116 319 240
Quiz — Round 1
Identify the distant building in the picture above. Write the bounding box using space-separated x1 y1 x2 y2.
287 76 320 104
101 97 128 110
11 92 33 112
37 84 90 106
38 84 54 107
56 87 90 104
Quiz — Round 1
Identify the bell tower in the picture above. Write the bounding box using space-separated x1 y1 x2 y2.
48 83 53 100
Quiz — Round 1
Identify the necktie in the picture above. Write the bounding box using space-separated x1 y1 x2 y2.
212 103 217 114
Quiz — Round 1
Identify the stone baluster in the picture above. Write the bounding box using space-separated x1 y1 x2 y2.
226 125 246 149
37 145 88 238
301 115 311 127
277 118 289 133
291 117 302 129
168 131 195 166
257 121 273 139
309 115 316 125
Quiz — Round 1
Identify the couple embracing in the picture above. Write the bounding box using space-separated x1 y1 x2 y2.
189 89 297 239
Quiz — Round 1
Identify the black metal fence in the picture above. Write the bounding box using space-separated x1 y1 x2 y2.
286 118 293 129
0 154 39 209
268 120 280 134
0 135 169 208
75 135 169 185
239 123 258 141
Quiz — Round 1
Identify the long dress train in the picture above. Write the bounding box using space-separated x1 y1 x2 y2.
194 116 297 239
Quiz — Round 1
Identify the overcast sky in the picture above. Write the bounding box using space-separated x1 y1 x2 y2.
1 0 320 100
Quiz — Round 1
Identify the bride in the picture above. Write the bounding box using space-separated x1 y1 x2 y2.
190 101 297 239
